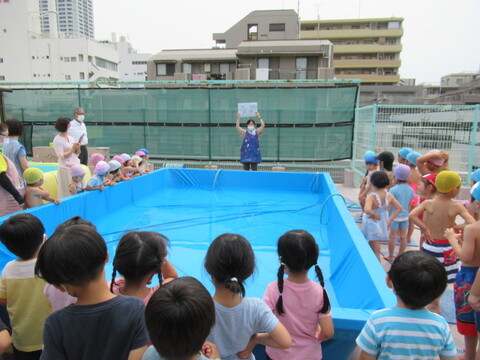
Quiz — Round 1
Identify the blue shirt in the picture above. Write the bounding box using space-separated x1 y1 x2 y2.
389 184 414 220
356 307 457 359
142 346 218 360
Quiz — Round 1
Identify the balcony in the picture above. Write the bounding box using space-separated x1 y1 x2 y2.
334 73 400 84
334 59 401 69
300 28 403 40
333 44 402 54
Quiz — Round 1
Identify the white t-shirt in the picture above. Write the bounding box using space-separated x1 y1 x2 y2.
68 119 88 145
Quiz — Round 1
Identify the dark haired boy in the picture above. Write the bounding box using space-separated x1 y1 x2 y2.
35 224 149 360
356 251 457 360
0 213 52 359
143 276 220 360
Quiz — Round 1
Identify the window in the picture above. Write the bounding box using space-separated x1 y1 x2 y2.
269 23 285 32
346 41 357 45
351 25 360 29
70 57 77 62
388 21 400 29
65 75 71 80
0 76 5 81
46 55 49 59
0 58 3 63
257 58 269 69
80 72 85 80
156 63 175 76
296 57 318 79
182 63 192 74
132 61 147 65
219 63 230 74
64 57 70 62
3 29 7 33
95 57 118 71
248 24 258 41
296 57 307 79
78 54 84 61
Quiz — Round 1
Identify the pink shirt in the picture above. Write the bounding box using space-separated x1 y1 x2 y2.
111 277 159 305
53 134 80 169
263 279 332 360
44 284 76 311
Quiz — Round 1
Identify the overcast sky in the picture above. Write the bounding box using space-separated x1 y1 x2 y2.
93 0 479 85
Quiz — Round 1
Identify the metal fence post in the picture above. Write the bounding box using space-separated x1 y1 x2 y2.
371 104 377 150
467 104 480 183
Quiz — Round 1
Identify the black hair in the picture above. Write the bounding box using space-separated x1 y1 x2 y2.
370 171 390 189
275 230 330 315
388 251 447 309
54 216 96 233
110 231 168 292
5 119 23 137
145 277 215 360
55 117 71 133
0 123 8 134
246 119 256 126
35 224 107 287
376 151 394 171
0 214 45 260
204 233 255 297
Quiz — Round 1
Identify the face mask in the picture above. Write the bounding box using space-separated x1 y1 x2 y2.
77 115 85 121
248 126 255 131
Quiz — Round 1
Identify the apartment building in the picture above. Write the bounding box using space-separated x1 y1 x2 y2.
300 18 403 84
39 0 94 39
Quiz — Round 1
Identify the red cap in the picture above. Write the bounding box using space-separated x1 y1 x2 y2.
423 173 437 188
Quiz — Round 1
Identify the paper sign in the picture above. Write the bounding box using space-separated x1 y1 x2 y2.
238 102 258 117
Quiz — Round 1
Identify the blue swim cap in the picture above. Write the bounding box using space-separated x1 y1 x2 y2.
472 182 480 202
398 147 412 159
364 151 376 162
138 148 149 155
406 151 421 166
365 154 379 164
472 169 480 183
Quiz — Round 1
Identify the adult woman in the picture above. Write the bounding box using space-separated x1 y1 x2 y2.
235 112 265 171
53 117 80 198
3 119 28 184
0 124 25 216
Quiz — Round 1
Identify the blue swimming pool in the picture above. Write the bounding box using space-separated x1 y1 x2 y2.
0 168 396 359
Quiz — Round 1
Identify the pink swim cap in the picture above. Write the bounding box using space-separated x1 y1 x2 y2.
70 165 86 177
135 150 146 157
112 155 125 164
426 150 445 166
90 153 105 166
94 161 110 175
120 153 131 162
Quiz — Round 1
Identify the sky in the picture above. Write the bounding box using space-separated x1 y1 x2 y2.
93 0 480 85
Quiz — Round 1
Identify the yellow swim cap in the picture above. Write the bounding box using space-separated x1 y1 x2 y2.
435 170 461 193
23 167 44 185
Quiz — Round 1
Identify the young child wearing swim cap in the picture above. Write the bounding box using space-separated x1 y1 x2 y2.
410 170 475 314
416 150 449 176
444 182 480 360
23 168 61 208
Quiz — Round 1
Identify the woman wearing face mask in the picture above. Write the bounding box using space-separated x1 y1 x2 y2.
236 111 265 171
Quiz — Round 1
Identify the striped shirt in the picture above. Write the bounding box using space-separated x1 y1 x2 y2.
356 307 457 359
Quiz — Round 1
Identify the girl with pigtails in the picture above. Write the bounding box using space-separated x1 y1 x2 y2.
204 233 291 360
110 231 178 305
263 230 334 360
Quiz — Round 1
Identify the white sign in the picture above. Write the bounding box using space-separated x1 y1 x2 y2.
238 102 258 117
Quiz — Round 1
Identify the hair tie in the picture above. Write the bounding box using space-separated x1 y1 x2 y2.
230 277 238 282
278 293 283 297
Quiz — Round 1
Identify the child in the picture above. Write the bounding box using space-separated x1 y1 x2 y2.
385 164 414 262
143 276 221 360
68 165 86 195
0 214 53 359
356 251 458 360
416 173 438 249
405 151 421 244
121 153 139 179
397 147 411 165
471 168 480 186
361 171 402 262
417 149 449 176
34 224 149 359
131 155 144 176
136 150 151 174
23 167 61 208
445 183 480 360
111 155 132 182
204 233 291 360
106 159 121 185
110 231 178 304
376 151 395 189
89 153 104 167
263 230 333 360
410 171 475 314
86 160 110 191
358 152 379 211
0 318 12 355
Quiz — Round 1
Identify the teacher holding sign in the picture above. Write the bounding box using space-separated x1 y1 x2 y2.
235 111 265 171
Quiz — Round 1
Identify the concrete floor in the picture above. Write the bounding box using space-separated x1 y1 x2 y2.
335 183 465 360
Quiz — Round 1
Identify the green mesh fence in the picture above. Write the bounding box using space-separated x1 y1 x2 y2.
3 85 358 162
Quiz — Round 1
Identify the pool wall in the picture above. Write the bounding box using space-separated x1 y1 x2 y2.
0 169 395 359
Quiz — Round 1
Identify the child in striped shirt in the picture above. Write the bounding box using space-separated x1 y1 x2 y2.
356 251 458 360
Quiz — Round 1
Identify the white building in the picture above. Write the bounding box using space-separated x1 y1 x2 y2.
39 0 94 39
101 34 151 86
0 0 118 84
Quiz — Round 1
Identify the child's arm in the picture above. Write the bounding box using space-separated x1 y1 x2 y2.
127 346 147 360
40 189 61 204
445 226 475 263
161 258 178 284
359 351 377 360
469 269 480 311
317 316 334 341
0 328 11 355
237 322 291 359
364 193 379 221
69 183 77 195
387 193 402 228
409 201 432 243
